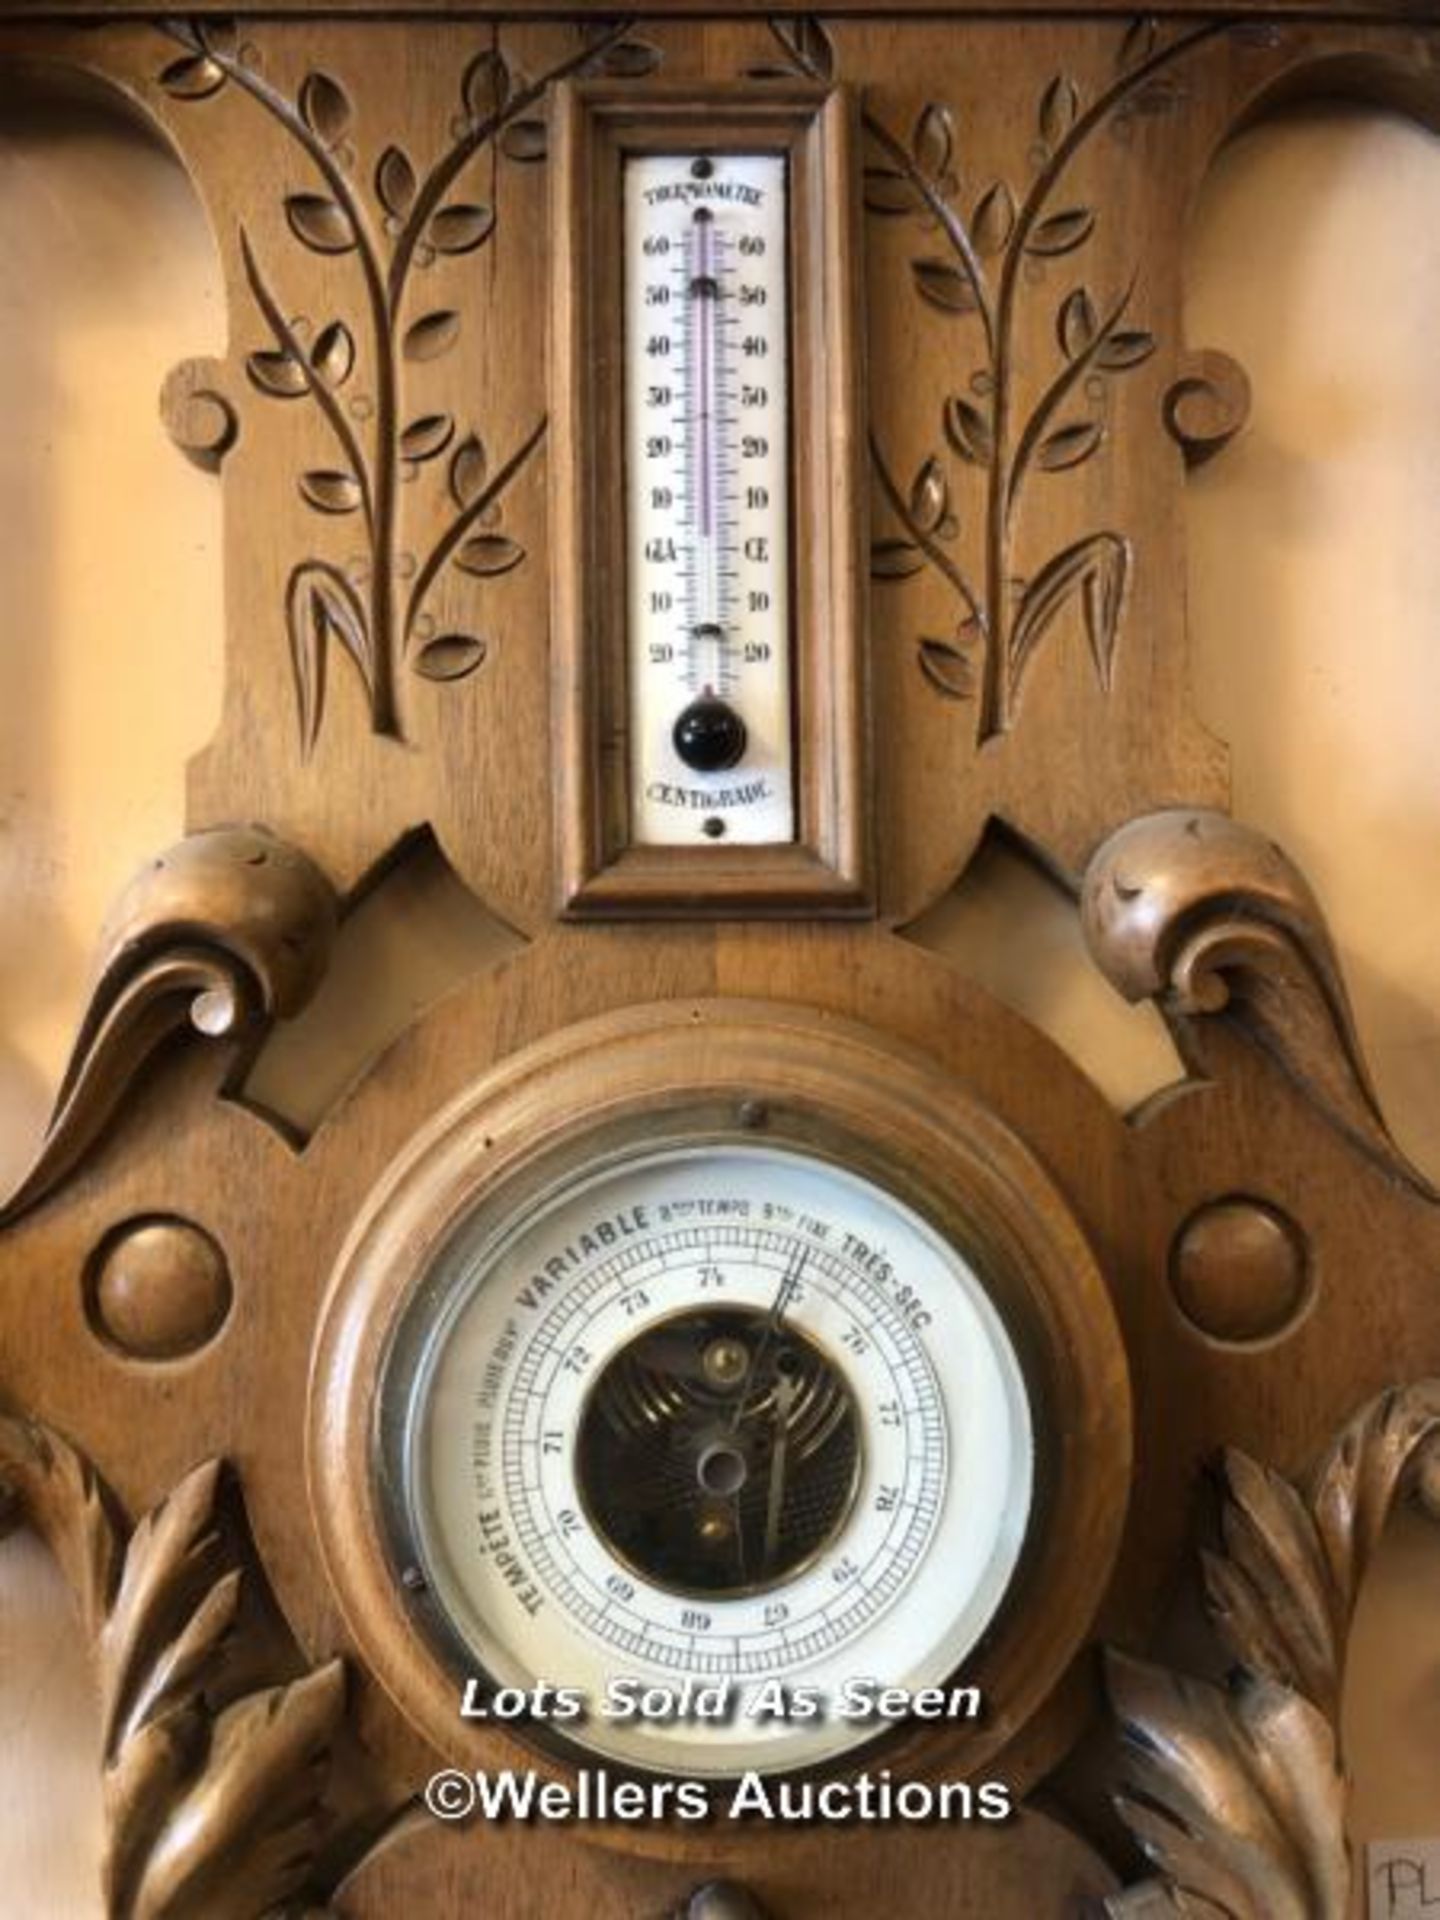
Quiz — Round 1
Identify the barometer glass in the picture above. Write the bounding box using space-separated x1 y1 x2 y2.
393 1141 1034 1777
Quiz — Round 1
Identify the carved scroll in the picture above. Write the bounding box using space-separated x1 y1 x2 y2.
673 1883 773 1920
1107 1379 1440 1918
1081 808 1434 1197
0 1414 351 1919
0 829 338 1226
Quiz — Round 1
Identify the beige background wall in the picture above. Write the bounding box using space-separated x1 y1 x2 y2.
1 77 1438 1918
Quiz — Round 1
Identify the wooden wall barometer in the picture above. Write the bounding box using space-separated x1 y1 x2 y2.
2 5 1440 1918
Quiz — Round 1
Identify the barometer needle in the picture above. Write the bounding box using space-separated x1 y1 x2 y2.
729 1247 807 1436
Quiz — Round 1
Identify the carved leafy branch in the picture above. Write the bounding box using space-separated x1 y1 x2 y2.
753 12 1224 741
158 16 657 752
0 1416 350 1919
1107 1381 1440 1918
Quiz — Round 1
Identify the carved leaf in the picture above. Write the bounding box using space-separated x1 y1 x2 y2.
118 1571 241 1755
414 634 489 681
404 310 462 362
871 538 925 581
450 434 488 507
909 457 949 535
456 533 524 577
462 47 511 122
375 145 417 220
943 395 993 467
246 349 307 399
285 194 356 256
299 72 353 148
0 1417 121 1638
598 38 664 77
501 118 548 163
864 167 921 216
1039 74 1080 146
194 20 238 60
0 830 338 1222
429 202 495 254
1118 15 1159 70
912 103 954 181
401 414 455 463
1202 1450 1339 1715
1010 531 1128 704
1311 1383 1440 1627
1037 418 1104 471
973 181 1016 256
919 637 975 699
105 1704 201 1918
299 470 363 515
1108 1653 1349 1920
286 563 372 755
311 320 355 389
911 257 978 315
1100 328 1157 370
1027 207 1096 257
771 15 837 82
1080 812 1435 1196
100 1460 229 1752
160 54 226 101
1059 288 1099 359
128 1664 346 1920
0 1419 358 1919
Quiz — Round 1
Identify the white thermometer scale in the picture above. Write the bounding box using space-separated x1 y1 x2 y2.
624 153 795 847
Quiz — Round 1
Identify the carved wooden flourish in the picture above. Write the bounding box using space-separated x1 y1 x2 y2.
1080 808 1435 1199
754 15 1227 738
0 1413 350 1919
156 16 662 752
1107 1379 1440 1918
0 828 339 1226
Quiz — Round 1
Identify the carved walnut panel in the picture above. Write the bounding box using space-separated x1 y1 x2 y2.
3 6 1440 1919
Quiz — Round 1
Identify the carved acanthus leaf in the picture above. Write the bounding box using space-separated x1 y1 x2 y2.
1108 1654 1347 1920
0 829 339 1227
1108 1380 1440 1917
1080 809 1433 1197
0 1415 349 1920
1204 1381 1440 1717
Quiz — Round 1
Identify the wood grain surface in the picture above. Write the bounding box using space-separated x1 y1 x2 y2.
4 7 1440 1916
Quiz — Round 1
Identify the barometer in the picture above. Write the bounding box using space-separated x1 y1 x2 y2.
310 1005 1131 1796
385 1141 1032 1776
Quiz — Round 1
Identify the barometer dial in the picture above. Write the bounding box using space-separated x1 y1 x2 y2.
393 1142 1034 1777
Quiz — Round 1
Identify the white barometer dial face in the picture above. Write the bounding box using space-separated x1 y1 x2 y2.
624 152 794 849
398 1144 1035 1776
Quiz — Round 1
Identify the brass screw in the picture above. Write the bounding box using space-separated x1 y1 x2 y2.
703 1337 750 1389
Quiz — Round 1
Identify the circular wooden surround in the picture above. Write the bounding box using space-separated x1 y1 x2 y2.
307 999 1131 1824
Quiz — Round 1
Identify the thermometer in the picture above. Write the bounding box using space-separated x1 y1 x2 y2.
624 153 795 847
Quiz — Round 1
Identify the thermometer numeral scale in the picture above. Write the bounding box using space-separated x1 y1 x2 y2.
626 152 793 847
552 84 869 914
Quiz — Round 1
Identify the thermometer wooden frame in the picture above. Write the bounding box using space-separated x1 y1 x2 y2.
551 82 870 918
